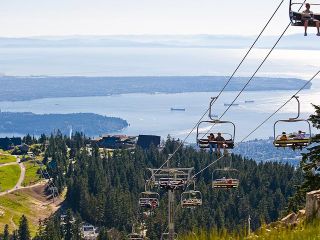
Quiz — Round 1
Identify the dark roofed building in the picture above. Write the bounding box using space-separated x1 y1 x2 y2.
137 135 160 149
95 135 136 149
0 137 22 150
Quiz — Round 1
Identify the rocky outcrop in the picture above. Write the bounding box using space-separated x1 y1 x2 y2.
281 212 297 225
306 189 320 220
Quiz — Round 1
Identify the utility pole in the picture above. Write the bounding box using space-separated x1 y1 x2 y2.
50 185 58 203
248 215 251 236
167 154 175 240
148 159 193 240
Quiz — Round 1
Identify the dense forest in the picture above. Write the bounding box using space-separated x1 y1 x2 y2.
3 104 320 239
33 132 301 239
0 76 310 101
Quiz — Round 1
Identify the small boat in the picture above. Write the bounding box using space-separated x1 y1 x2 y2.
245 100 255 103
224 103 239 107
170 108 186 111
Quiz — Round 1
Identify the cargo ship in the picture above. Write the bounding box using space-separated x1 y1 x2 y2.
224 103 239 106
170 108 186 111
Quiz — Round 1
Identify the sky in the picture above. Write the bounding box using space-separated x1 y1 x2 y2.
0 0 306 37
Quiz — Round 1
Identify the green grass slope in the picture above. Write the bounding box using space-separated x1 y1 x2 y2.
0 186 62 236
180 220 320 240
0 154 16 164
22 161 41 187
0 165 20 192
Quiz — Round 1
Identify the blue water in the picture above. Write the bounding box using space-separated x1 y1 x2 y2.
0 89 318 142
0 47 319 142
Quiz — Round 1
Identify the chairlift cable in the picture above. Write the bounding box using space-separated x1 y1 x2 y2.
193 67 320 179
211 0 285 103
202 0 307 139
241 69 320 143
148 0 287 178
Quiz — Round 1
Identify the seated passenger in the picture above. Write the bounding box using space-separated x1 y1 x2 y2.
207 133 217 154
302 3 320 36
294 130 306 139
215 132 226 154
279 132 288 141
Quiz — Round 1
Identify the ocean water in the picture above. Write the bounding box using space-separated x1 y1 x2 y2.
0 89 318 142
0 47 319 142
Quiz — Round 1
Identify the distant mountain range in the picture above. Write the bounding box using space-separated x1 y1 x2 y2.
0 76 311 101
0 34 319 50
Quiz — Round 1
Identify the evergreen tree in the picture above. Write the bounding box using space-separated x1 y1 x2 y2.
44 216 62 240
34 219 45 240
97 228 110 240
11 230 18 240
38 134 47 144
64 209 74 240
34 130 303 238
23 134 33 146
3 224 9 240
289 104 320 211
72 215 83 240
18 215 31 240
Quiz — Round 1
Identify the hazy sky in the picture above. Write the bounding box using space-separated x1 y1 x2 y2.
0 0 304 37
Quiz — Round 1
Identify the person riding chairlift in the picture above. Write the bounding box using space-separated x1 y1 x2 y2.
216 132 228 156
293 130 306 139
207 133 217 154
302 3 320 36
279 132 288 141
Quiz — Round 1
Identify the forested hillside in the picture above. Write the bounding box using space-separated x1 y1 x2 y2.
0 76 310 101
0 112 128 136
39 133 303 238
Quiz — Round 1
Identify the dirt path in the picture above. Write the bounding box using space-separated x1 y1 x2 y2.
0 162 18 167
10 217 17 230
15 159 25 189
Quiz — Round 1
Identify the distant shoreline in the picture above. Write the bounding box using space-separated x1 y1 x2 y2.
0 34 319 50
0 76 311 102
0 112 128 137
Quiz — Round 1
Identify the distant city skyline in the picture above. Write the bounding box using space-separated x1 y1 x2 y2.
0 0 304 37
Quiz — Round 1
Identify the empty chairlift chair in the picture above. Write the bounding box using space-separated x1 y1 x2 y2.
212 177 239 189
147 167 193 192
181 190 202 208
158 177 187 191
273 96 311 150
128 233 144 240
212 162 240 189
161 233 178 240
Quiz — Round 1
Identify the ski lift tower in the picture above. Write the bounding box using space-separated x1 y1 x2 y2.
147 162 193 240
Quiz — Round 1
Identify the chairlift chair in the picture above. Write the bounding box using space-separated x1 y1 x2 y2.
147 168 193 191
212 177 239 189
158 177 187 190
181 190 203 208
290 0 320 27
138 191 160 209
273 96 311 150
160 233 178 240
196 121 236 149
212 167 240 189
197 97 236 149
128 233 144 240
